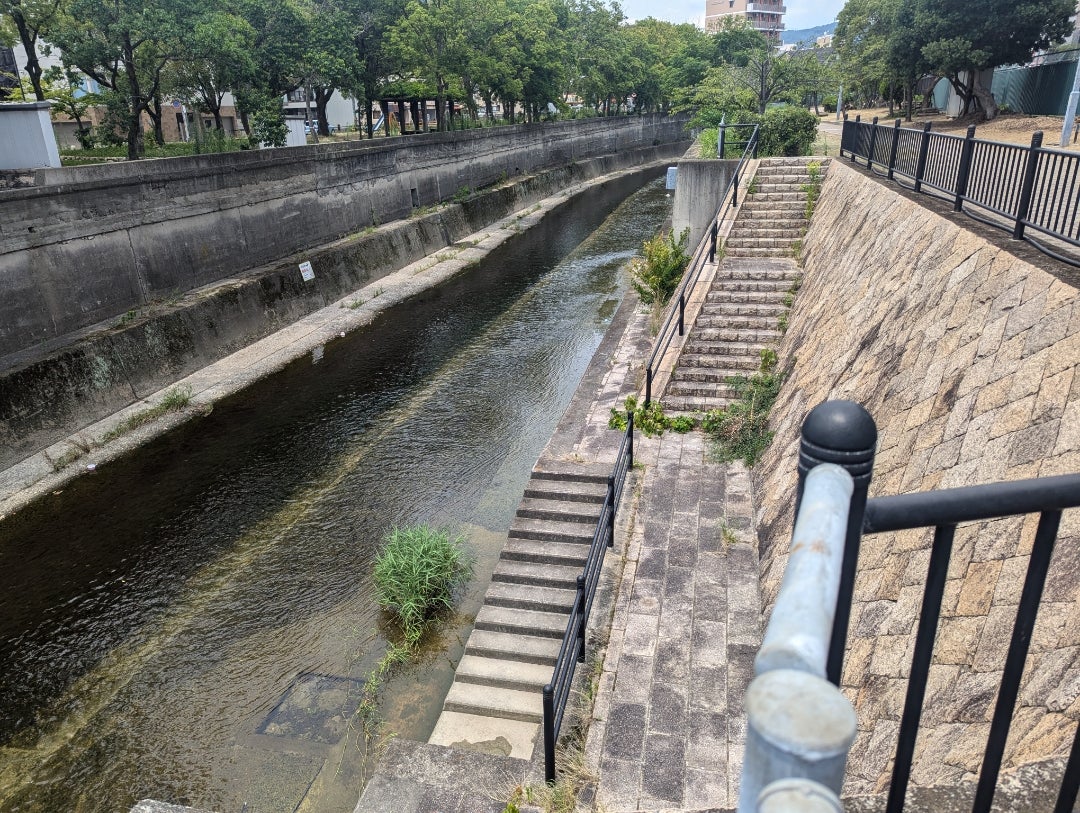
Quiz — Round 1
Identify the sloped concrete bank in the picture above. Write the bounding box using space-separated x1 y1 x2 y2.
753 160 1079 796
0 154 681 519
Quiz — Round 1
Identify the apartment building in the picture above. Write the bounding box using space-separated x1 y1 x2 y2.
705 0 786 43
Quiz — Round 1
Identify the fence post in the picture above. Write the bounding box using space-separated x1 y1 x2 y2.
575 575 587 663
1013 131 1044 240
839 113 848 157
678 292 685 336
543 684 556 783
719 116 727 159
627 410 634 468
954 125 977 212
607 475 616 546
913 121 932 193
736 669 857 813
732 170 740 207
709 221 718 263
866 117 879 171
796 401 877 687
645 367 653 407
887 119 901 180
850 115 860 163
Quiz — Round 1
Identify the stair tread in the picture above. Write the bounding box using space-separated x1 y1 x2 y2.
493 559 583 587
502 538 590 566
523 478 608 503
475 604 569 637
485 581 577 612
455 654 554 691
509 516 595 543
443 681 543 723
466 629 563 664
516 496 600 524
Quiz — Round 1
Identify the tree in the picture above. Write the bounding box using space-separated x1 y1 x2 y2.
915 0 1073 119
1 0 65 100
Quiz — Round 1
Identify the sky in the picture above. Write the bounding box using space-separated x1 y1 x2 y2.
620 0 845 31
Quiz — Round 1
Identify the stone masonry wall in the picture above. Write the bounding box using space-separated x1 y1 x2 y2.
752 160 1080 795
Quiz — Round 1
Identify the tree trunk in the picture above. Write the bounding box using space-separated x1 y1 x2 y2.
484 94 494 122
315 87 333 136
365 103 374 139
149 95 165 145
122 35 144 160
12 11 45 101
971 71 998 121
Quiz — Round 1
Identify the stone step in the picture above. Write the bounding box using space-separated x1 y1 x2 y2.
522 477 608 505
726 247 799 258
666 380 741 399
694 315 781 332
693 327 782 343
516 496 599 525
724 237 799 250
676 353 761 370
465 629 561 665
443 681 543 723
485 581 577 614
454 654 554 693
661 394 734 414
712 266 802 281
532 461 611 484
683 340 769 356
474 605 568 639
702 302 787 317
754 181 812 191
745 191 808 202
720 227 804 240
501 538 590 568
492 558 582 590
711 278 799 292
703 288 788 304
671 367 755 384
509 516 595 545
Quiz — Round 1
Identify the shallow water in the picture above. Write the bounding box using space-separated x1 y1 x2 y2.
0 172 671 813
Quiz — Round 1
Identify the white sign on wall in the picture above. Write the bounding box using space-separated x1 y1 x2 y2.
299 260 315 282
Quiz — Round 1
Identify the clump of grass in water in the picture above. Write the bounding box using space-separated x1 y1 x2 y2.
372 524 474 648
99 385 192 444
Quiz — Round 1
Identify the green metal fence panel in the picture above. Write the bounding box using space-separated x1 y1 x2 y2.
992 54 1079 116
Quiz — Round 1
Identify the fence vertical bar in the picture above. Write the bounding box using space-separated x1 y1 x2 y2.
1013 131 1044 240
678 293 685 336
732 170 740 207
887 119 901 180
839 113 847 157
972 509 1062 812
607 475 616 546
645 367 652 407
543 684 556 783
796 401 878 687
913 122 932 193
1053 723 1080 813
885 524 956 813
627 411 634 468
866 117 879 171
575 575 587 664
709 221 718 263
850 115 860 163
954 125 977 212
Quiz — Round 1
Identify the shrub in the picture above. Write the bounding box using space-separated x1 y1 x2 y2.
629 228 690 306
701 349 788 466
608 395 696 438
373 525 473 647
757 106 819 157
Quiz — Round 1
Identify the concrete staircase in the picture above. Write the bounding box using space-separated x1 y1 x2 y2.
663 157 826 415
429 460 611 757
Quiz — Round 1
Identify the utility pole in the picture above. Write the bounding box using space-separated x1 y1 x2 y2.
1061 59 1080 147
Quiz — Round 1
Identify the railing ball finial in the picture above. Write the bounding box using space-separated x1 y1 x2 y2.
799 399 877 484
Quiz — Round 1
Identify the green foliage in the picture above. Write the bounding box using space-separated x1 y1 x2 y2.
757 107 819 157
372 525 473 647
629 228 690 307
100 385 193 444
608 396 696 438
701 349 787 467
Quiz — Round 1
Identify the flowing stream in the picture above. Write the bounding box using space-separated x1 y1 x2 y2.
0 171 670 813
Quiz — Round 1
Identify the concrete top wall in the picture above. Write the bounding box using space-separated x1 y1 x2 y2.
0 113 691 358
752 161 1079 796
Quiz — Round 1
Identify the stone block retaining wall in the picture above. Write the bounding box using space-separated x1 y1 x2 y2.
752 160 1080 795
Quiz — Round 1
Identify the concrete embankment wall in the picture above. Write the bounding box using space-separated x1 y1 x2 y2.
753 161 1079 795
0 113 689 358
0 148 684 471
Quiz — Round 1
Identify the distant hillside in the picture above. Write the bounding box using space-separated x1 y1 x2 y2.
782 22 837 46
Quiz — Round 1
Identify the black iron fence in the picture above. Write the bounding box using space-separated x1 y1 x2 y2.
840 115 1080 267
643 123 760 406
797 400 1080 813
542 413 634 783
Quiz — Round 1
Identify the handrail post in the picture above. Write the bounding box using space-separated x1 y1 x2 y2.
607 475 616 546
953 125 976 212
850 115 860 163
887 119 901 180
1013 131 1044 240
575 575 587 663
627 410 634 468
797 401 878 687
719 115 726 158
913 121 932 193
732 170 740 207
645 367 653 407
678 293 685 336
839 113 848 157
543 684 556 783
866 117 879 171
709 220 718 263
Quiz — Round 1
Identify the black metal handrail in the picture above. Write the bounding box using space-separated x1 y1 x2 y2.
542 412 634 783
797 401 1080 813
840 115 1080 267
643 124 760 406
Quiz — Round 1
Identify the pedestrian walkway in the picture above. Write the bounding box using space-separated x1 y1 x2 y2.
583 432 762 812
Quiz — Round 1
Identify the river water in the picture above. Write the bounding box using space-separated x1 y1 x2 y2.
0 172 670 813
